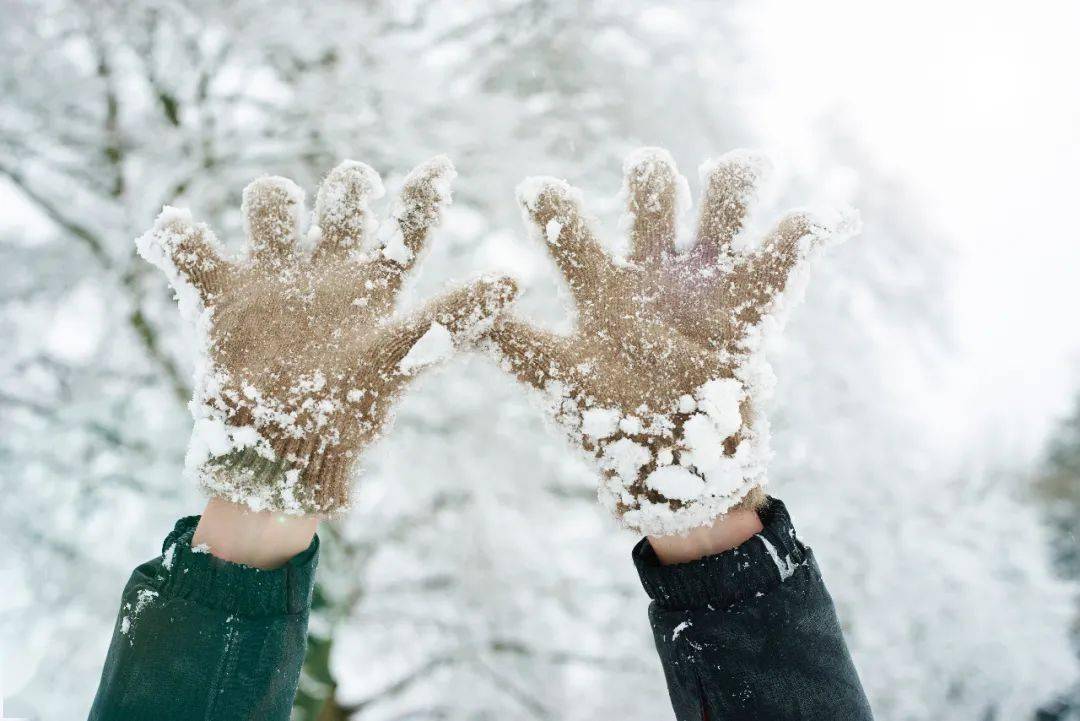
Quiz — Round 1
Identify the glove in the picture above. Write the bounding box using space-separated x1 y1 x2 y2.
484 148 857 535
137 157 517 515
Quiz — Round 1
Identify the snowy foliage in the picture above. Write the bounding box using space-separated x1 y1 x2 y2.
0 1 1075 720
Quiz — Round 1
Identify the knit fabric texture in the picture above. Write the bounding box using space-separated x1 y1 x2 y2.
137 157 517 514
485 148 857 535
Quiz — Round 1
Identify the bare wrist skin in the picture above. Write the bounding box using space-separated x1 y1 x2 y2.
192 497 319 570
648 506 764 565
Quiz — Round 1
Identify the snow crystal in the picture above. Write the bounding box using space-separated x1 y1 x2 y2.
580 407 621 439
601 438 651 482
380 226 412 265
695 378 743 438
645 466 704 501
681 413 727 470
185 417 265 469
700 457 746 498
229 425 263 449
399 322 453 373
545 219 563 243
672 620 692 640
677 394 697 413
187 417 233 462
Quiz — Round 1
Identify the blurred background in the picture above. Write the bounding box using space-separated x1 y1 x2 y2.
2 1 1079 719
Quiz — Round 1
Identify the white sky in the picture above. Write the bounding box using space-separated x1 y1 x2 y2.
739 0 1080 458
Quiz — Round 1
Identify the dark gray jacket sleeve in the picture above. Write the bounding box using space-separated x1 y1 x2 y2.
633 499 874 721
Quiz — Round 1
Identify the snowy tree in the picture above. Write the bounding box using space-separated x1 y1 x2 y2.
1 1 1075 719
1033 391 1080 720
767 135 1076 719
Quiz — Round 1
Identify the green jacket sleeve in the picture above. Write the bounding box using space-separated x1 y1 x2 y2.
88 516 318 721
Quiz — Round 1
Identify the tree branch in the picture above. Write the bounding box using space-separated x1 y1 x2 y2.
0 163 111 266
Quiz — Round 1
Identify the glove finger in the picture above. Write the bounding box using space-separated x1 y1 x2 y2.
624 148 683 266
136 207 234 306
373 155 456 278
515 177 610 309
485 316 582 394
374 276 519 379
242 176 305 268
313 160 384 261
692 151 769 265
731 211 826 328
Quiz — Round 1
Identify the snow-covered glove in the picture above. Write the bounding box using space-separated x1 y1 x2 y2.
138 157 517 515
485 149 858 536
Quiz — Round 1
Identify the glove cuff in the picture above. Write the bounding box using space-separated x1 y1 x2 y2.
197 442 352 515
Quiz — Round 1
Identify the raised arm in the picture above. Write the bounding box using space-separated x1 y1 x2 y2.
483 148 871 719
89 157 516 721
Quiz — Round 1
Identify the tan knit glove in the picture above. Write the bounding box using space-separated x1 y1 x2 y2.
485 148 857 536
137 157 517 515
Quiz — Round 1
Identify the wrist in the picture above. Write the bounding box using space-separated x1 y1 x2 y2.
647 505 764 565
192 497 319 570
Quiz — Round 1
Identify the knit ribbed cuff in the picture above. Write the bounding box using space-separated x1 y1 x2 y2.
632 497 809 611
200 445 351 515
156 516 319 617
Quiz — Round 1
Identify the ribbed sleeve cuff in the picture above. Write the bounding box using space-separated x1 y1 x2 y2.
632 498 809 611
156 516 319 617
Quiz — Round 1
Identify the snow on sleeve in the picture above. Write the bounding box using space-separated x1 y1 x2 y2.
119 588 159 639
757 534 800 582
398 322 453 374
162 542 177 571
672 620 692 640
